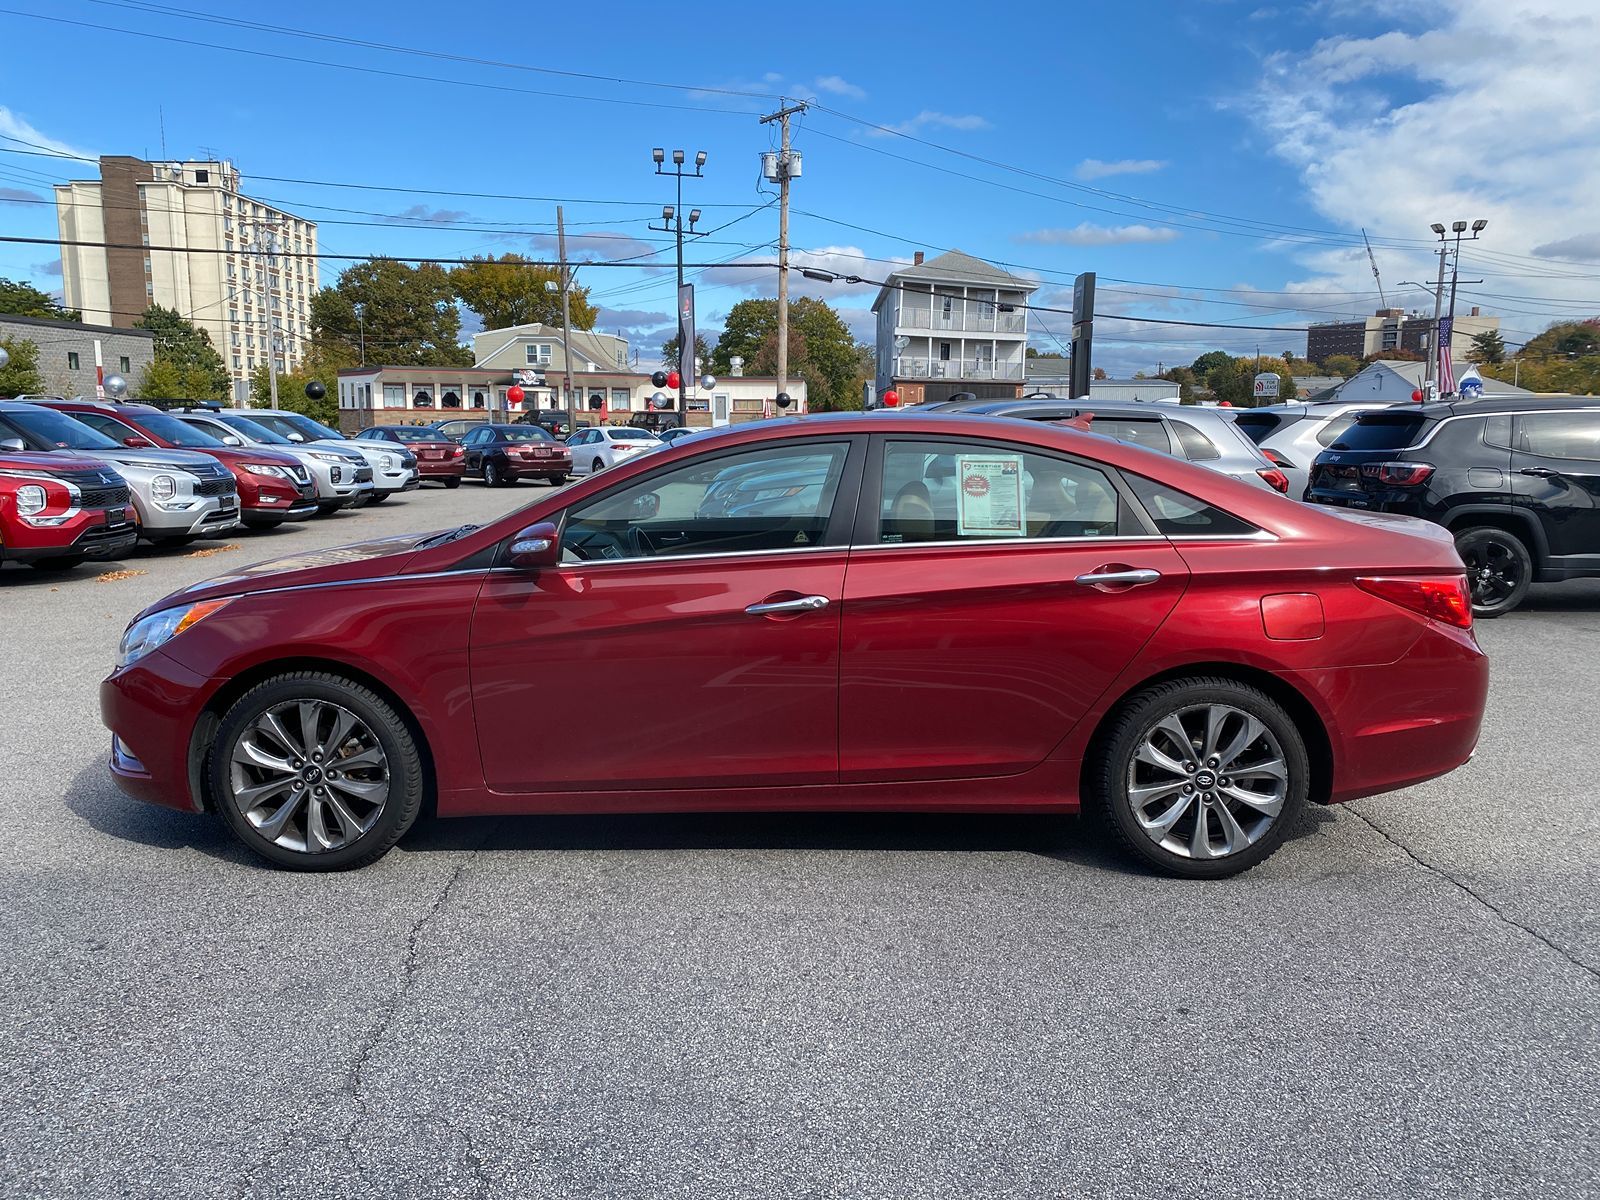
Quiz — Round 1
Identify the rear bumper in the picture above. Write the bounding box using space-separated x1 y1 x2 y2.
417 461 465 480
1302 624 1489 804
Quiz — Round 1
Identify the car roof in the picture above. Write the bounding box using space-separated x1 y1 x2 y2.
1356 395 1600 421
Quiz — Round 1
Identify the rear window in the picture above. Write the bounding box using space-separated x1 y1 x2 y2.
1169 420 1221 461
1093 417 1173 454
1233 411 1298 443
1315 413 1363 447
610 428 660 441
499 426 554 443
1326 413 1429 451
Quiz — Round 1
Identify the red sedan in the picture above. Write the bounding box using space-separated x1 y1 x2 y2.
353 425 466 487
101 414 1487 877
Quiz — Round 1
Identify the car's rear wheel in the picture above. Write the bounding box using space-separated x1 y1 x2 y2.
484 460 504 487
1455 526 1532 617
208 672 424 871
591 457 605 474
443 477 461 489
1090 677 1309 879
548 473 568 486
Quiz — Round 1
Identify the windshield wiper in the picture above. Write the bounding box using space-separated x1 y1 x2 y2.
413 524 478 549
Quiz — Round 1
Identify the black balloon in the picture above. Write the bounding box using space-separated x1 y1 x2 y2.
304 380 326 400
775 392 792 409
650 370 669 389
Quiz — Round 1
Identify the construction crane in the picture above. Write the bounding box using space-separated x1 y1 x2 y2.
1362 228 1388 308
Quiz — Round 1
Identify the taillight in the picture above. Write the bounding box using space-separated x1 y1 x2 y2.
1356 575 1472 628
1257 467 1290 494
1359 462 1435 486
451 445 465 458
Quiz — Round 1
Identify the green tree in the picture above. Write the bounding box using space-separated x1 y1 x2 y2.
0 337 43 396
1468 329 1506 365
659 334 713 374
710 297 864 410
310 258 473 367
1191 350 1232 376
450 254 597 332
133 304 229 400
0 277 80 322
1205 355 1294 407
247 343 355 425
1518 317 1600 360
1322 353 1362 378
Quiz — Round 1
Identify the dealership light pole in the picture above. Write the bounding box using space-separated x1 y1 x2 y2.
649 148 707 416
1422 218 1487 397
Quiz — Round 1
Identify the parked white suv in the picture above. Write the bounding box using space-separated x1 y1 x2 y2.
170 411 373 513
1234 401 1396 499
237 410 419 502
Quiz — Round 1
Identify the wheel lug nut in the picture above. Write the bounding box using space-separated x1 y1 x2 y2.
293 782 304 791
1183 784 1193 794
292 759 302 769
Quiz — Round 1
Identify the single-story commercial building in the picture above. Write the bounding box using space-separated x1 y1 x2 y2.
0 313 155 397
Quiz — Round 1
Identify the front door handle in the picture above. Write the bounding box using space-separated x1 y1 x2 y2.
1075 568 1162 588
1520 467 1559 478
746 594 830 616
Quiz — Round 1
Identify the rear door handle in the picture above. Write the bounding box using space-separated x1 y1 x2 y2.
1520 467 1559 478
746 595 830 616
1074 568 1162 588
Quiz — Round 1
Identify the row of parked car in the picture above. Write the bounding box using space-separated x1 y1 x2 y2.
0 400 495 572
921 391 1600 616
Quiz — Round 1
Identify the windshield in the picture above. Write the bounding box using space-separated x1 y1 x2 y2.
1328 413 1430 451
0 407 120 450
135 410 224 448
217 414 292 444
610 428 660 441
271 411 342 440
499 427 554 443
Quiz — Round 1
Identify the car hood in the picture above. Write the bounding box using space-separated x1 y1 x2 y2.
136 531 427 617
91 446 225 470
0 449 117 475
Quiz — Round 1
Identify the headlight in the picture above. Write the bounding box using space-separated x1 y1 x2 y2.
308 451 347 464
116 599 233 670
16 484 46 516
240 463 286 477
379 453 397 469
151 474 178 500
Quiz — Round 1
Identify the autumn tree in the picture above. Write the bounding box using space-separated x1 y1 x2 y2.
1322 354 1362 378
248 342 356 424
1205 355 1295 407
450 254 597 332
310 258 472 367
659 333 713 374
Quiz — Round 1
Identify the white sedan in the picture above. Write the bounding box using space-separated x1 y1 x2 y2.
566 426 663 475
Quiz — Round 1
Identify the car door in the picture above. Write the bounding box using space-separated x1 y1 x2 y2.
470 436 865 792
567 429 594 473
1508 411 1600 565
839 435 1188 782
462 427 488 475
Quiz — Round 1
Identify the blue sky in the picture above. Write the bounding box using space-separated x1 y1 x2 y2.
2 0 1596 374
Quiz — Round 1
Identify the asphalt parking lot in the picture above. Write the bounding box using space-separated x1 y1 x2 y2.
2 484 1596 1199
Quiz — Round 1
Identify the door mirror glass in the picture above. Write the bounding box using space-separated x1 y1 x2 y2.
0 437 25 453
506 521 560 568
123 434 155 448
287 431 306 443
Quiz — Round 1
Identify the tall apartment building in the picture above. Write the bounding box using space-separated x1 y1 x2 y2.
1306 306 1499 366
873 250 1035 406
55 156 319 402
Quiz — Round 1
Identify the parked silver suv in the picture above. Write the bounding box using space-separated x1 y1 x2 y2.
1233 401 1396 498
0 402 241 543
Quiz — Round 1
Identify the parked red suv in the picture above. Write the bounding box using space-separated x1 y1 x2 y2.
102 414 1487 877
0 446 138 569
40 401 319 529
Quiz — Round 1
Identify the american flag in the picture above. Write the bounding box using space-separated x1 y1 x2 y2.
1437 315 1455 396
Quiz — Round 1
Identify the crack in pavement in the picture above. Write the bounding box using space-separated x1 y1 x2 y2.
1348 804 1600 983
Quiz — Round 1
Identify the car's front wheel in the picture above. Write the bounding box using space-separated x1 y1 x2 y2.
1090 676 1309 879
1455 526 1532 617
208 671 424 871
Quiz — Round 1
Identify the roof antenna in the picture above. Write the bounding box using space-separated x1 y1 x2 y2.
1362 228 1387 308
159 105 167 160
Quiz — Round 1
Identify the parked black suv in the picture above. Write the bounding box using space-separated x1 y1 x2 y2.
1306 396 1600 615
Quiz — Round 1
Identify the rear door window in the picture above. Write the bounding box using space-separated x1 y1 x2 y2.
1513 413 1600 461
1125 475 1259 538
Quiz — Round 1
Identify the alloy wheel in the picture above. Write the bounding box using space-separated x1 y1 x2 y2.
1125 703 1288 860
227 699 390 853
1462 537 1523 609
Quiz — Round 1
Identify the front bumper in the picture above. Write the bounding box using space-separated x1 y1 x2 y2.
102 651 215 813
139 491 243 539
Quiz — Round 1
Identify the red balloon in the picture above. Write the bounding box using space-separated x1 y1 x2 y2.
883 389 900 408
666 371 682 390
1218 399 1232 407
1411 389 1424 403
506 385 525 404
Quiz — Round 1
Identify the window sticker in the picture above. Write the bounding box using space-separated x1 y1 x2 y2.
955 455 1025 537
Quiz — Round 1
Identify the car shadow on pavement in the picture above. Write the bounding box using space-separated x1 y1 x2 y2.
64 760 1336 877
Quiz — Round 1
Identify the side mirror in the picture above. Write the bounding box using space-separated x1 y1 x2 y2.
287 432 306 443
123 434 155 448
0 437 25 453
632 491 661 520
506 521 560 569
222 435 243 447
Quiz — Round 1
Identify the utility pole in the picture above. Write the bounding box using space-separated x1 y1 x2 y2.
558 204 575 420
355 301 366 368
255 220 283 410
1423 234 1449 398
1422 218 1488 398
760 100 807 409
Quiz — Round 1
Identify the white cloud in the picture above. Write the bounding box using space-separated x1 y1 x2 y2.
868 111 991 137
1075 158 1168 180
1244 0 1600 342
812 75 866 99
1015 224 1181 246
384 204 468 224
0 107 95 162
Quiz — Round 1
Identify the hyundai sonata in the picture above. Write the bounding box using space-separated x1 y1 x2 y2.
102 414 1488 877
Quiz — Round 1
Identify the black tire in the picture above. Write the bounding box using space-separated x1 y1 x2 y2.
315 501 343 516
484 460 504 487
207 671 425 871
368 491 388 505
443 478 461 490
29 555 86 572
547 473 568 486
591 457 605 475
1089 676 1310 879
1455 526 1532 617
